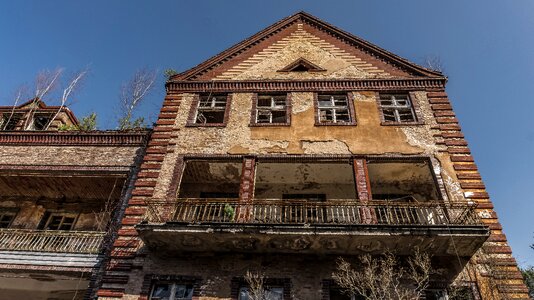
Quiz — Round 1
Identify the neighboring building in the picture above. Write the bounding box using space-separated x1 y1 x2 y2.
0 98 79 131
0 101 150 299
94 12 529 300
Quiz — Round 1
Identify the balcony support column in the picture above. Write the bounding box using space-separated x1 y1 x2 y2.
237 156 256 222
353 158 376 224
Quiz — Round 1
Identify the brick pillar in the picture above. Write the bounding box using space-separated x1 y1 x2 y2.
237 157 255 222
353 158 376 224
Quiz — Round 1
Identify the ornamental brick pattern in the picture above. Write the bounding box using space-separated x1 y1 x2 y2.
428 90 530 299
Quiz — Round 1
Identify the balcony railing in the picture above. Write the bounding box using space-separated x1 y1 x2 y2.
145 199 481 226
0 229 106 254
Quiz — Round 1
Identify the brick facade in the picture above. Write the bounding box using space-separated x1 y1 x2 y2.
94 12 529 300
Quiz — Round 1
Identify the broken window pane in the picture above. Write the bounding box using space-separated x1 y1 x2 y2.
255 94 287 124
317 94 352 123
33 115 51 130
195 94 228 124
1 113 22 130
379 94 416 123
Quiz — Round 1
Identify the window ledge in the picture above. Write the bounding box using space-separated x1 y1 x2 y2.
249 122 291 127
380 121 425 126
185 123 227 128
314 122 357 126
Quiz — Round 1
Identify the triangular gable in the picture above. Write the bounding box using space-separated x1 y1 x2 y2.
172 12 443 81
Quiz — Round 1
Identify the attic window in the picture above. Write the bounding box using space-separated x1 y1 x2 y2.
33 115 51 130
187 93 231 127
277 58 325 73
0 113 22 130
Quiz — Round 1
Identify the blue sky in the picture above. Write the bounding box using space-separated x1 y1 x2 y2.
1 1 533 266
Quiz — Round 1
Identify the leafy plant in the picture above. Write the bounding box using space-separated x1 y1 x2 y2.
58 112 97 131
224 204 235 221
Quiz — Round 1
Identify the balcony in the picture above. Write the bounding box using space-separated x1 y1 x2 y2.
137 198 489 256
0 229 105 267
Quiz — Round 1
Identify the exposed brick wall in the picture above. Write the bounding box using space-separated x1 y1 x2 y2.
96 93 182 299
428 90 530 299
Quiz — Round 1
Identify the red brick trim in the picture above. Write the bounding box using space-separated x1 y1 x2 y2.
249 92 292 127
0 131 150 146
168 79 445 93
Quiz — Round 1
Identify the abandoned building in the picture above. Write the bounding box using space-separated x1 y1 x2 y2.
0 100 150 299
0 11 529 300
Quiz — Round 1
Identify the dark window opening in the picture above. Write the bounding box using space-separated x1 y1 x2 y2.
330 288 365 300
0 212 16 228
1 113 22 130
33 115 51 130
195 94 228 124
238 286 284 300
379 94 416 123
150 283 194 300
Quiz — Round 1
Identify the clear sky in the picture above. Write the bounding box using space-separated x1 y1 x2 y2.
1 1 533 266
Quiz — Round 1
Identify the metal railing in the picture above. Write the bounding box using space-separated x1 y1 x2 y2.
145 199 481 226
0 229 106 254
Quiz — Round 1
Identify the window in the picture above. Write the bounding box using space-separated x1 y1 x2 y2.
32 115 51 130
0 113 22 130
238 286 284 300
379 94 417 123
0 211 17 228
150 283 194 300
41 212 77 230
188 93 230 126
316 93 355 125
251 93 290 125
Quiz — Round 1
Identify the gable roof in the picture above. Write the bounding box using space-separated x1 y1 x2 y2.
171 11 444 82
0 98 79 125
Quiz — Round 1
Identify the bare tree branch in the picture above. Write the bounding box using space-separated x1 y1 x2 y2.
44 69 88 130
24 68 63 129
118 68 157 130
1 86 28 130
333 250 432 300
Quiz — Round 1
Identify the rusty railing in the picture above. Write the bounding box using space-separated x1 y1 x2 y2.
145 199 480 226
0 229 106 254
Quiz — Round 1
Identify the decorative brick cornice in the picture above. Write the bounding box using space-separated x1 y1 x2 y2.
0 130 151 146
167 78 445 93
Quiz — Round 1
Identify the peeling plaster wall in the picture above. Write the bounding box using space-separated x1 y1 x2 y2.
163 90 463 203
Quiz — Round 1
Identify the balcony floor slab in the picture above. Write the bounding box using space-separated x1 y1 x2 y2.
137 223 489 257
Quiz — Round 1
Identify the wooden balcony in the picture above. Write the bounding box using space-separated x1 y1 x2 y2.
137 199 489 257
0 229 105 254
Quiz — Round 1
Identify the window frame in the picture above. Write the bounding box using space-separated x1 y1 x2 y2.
314 92 356 126
186 93 232 127
0 208 18 228
40 212 78 231
149 282 195 300
140 275 201 300
249 93 291 127
231 277 290 300
377 92 423 126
